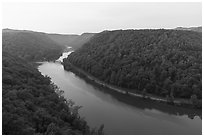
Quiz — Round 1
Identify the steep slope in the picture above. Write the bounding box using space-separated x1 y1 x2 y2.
2 29 65 61
64 29 202 103
2 51 98 135
2 29 103 134
47 34 79 46
175 26 202 33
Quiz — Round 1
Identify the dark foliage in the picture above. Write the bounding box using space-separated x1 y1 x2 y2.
64 29 202 102
2 51 103 135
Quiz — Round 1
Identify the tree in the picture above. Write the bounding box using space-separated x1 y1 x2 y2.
64 29 201 101
190 94 201 108
46 123 60 135
110 71 116 84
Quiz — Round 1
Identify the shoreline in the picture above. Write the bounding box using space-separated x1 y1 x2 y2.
63 61 201 109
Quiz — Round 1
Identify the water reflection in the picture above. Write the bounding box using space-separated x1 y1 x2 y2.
64 68 202 120
38 50 202 135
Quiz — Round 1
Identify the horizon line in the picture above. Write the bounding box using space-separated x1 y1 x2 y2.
2 26 202 35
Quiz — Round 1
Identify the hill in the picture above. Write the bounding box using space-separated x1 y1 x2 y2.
2 29 65 61
175 26 202 32
47 33 79 46
2 51 102 135
47 33 95 50
2 29 103 134
68 33 95 50
64 29 202 105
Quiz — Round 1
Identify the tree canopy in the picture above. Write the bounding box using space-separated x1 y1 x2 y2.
2 29 103 134
2 51 103 134
64 29 202 100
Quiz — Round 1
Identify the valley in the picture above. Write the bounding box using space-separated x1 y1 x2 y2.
2 27 202 135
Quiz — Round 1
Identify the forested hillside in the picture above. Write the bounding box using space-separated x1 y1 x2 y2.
2 29 65 61
64 29 202 103
2 51 104 135
2 29 103 134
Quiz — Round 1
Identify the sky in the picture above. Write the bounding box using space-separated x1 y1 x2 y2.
2 2 202 34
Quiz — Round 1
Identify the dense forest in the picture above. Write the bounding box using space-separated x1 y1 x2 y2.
2 51 104 134
2 29 65 61
2 29 103 134
64 29 202 107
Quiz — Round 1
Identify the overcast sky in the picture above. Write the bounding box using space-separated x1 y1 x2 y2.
2 2 202 34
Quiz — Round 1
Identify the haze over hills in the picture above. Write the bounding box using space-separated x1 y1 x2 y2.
48 32 95 50
2 26 202 135
68 33 95 50
2 29 65 61
2 1 202 135
3 27 201 52
47 33 79 46
174 26 202 32
47 27 202 50
64 29 202 107
3 28 96 51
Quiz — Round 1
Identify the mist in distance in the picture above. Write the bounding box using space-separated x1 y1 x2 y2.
2 2 202 34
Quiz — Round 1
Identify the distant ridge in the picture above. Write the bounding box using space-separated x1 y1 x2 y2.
174 26 202 32
48 32 95 49
3 28 96 50
47 33 79 46
68 33 95 50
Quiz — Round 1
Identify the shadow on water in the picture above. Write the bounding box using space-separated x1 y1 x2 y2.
63 67 202 120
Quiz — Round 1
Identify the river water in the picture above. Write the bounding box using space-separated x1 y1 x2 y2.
38 49 202 135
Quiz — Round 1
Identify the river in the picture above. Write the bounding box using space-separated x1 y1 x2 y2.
38 49 202 135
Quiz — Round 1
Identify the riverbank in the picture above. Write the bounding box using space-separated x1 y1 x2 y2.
38 55 201 135
63 61 201 109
